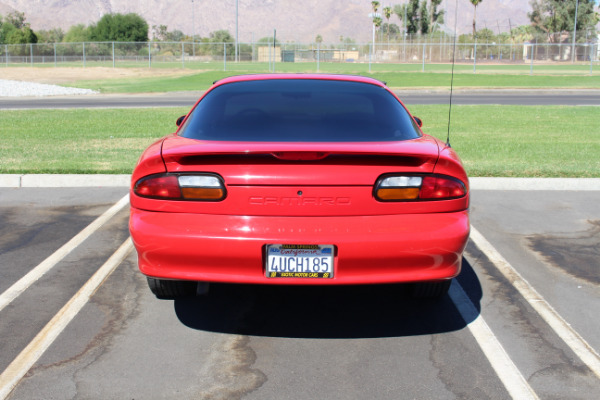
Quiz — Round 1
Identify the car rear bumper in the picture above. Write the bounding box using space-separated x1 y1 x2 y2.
130 208 470 285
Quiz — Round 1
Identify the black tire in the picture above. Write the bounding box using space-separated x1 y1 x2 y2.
147 277 197 299
411 280 452 298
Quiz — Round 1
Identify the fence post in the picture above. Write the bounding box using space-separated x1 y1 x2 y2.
30 43 33 66
83 42 86 67
530 43 534 75
5 45 8 67
148 42 151 68
317 43 320 72
54 43 57 67
224 43 227 71
473 41 477 73
422 43 426 72
182 42 185 68
112 42 115 68
369 43 372 73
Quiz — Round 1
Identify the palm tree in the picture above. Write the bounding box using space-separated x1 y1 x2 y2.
371 1 380 14
371 1 381 43
383 6 392 43
470 0 483 39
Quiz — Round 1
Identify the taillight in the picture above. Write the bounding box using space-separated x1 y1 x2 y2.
375 175 466 201
134 174 226 201
420 176 466 199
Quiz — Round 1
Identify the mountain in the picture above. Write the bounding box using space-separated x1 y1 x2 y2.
0 0 532 42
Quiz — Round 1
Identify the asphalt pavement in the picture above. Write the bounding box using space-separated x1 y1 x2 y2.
0 183 599 399
1 89 599 110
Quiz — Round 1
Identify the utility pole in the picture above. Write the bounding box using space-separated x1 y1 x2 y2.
571 0 579 63
191 0 195 57
235 0 239 62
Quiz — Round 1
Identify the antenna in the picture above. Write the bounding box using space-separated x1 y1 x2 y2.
446 0 460 148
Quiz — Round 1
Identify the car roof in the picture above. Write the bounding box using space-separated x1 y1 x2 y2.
213 74 387 88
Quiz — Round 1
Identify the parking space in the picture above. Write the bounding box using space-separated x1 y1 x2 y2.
0 185 599 399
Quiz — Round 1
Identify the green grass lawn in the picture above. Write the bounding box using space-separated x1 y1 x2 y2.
58 62 600 93
25 59 600 75
0 108 188 174
1 105 598 177
411 105 600 177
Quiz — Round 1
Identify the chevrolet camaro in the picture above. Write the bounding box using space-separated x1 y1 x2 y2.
129 74 470 299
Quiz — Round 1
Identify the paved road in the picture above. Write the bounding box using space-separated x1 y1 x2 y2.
1 89 599 109
0 186 598 399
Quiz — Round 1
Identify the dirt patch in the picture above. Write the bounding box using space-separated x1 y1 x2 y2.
0 67 198 85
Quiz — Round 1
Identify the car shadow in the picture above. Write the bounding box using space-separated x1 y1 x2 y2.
174 256 482 339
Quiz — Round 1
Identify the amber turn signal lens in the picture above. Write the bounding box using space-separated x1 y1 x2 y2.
181 187 225 200
376 188 420 200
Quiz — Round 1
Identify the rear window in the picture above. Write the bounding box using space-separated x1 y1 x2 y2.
178 79 422 142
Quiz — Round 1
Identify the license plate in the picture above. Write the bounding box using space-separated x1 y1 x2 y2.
266 244 334 278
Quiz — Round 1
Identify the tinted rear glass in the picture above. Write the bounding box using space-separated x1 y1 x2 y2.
179 79 422 142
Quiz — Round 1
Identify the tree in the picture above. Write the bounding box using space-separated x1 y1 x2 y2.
406 0 420 35
382 23 401 40
510 25 535 43
394 4 407 34
152 24 169 41
6 26 37 44
383 6 393 42
470 0 483 38
371 1 382 39
315 34 323 44
0 11 37 45
430 0 445 33
371 1 380 14
420 1 430 35
63 24 92 43
5 11 26 29
529 0 598 43
152 25 185 42
90 13 149 42
393 0 446 37
257 36 280 45
36 28 65 43
209 30 234 55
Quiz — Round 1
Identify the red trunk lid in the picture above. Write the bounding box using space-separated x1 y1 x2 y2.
143 135 452 217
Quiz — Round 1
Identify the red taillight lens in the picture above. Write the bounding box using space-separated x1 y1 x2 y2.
420 176 466 199
375 175 466 201
134 175 181 199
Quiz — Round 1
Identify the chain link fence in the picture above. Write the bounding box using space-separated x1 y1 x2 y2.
1 39 598 73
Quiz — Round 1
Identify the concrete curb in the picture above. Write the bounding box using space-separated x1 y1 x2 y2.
0 174 130 188
1 175 600 191
469 177 600 191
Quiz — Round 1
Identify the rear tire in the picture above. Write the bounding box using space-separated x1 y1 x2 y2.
147 277 197 299
411 280 452 298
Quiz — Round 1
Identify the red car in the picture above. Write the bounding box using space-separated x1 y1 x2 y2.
129 74 469 299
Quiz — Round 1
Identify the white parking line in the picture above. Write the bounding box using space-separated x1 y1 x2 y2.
449 281 539 400
469 226 600 379
0 194 129 313
0 238 133 400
